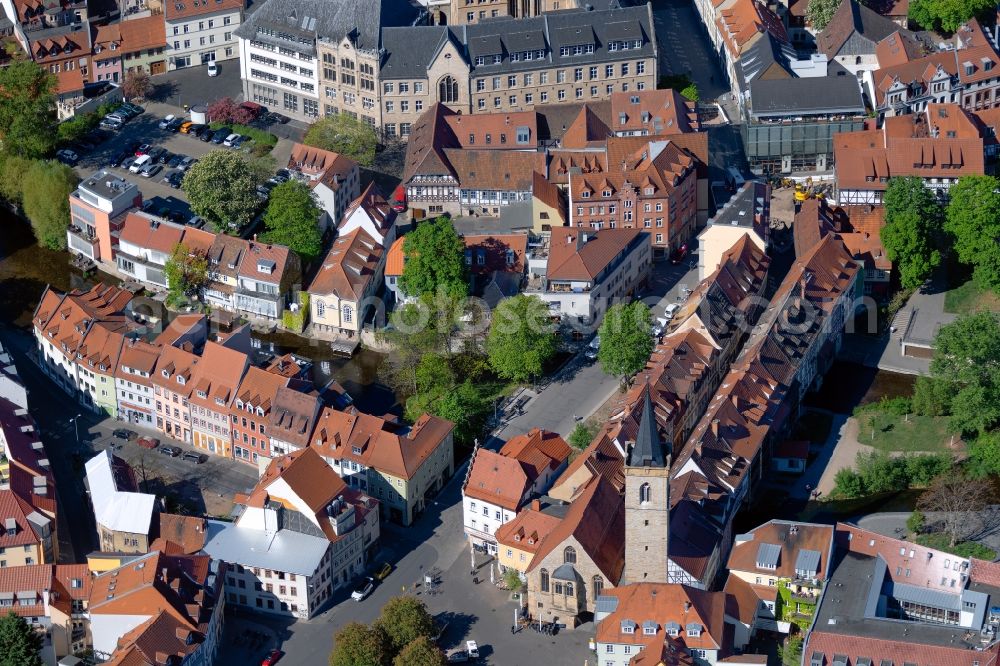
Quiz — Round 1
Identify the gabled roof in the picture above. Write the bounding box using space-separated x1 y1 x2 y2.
185 340 248 413
119 212 185 255
85 450 157 535
287 143 358 192
817 0 901 58
164 0 243 21
547 227 645 282
595 583 726 651
268 386 320 450
119 15 167 51
562 104 612 149
727 520 834 580
610 89 699 136
307 227 384 301
339 182 396 240
231 366 288 415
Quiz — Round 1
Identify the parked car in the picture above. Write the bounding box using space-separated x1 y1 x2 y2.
167 153 185 168
112 428 137 440
266 112 290 124
351 576 375 601
166 117 185 132
188 123 208 137
55 149 79 166
120 156 137 171
260 649 283 666
231 135 248 149
121 102 144 115
179 121 194 134
669 243 688 265
165 171 184 188
139 162 162 178
147 147 168 163
663 303 681 321
135 144 151 156
99 118 123 131
199 128 216 142
158 114 176 129
178 157 196 171
136 436 159 449
256 181 276 199
447 650 470 663
272 169 291 183
104 113 128 125
391 185 407 212
186 215 205 228
107 150 132 168
129 155 152 173
160 445 182 457
465 641 479 659
585 335 600 360
374 562 393 580
223 133 241 147
211 128 231 144
652 317 667 338
207 61 219 77
182 451 206 463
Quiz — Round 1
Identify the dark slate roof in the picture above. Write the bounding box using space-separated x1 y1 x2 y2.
737 31 796 91
817 0 901 58
0 4 12 31
628 390 667 468
380 26 452 80
749 76 865 117
236 0 418 53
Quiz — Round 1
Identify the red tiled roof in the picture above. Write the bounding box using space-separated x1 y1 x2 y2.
595 583 726 652
547 227 645 281
462 233 528 275
119 15 167 51
119 213 185 255
164 0 243 21
307 227 384 301
726 520 834 580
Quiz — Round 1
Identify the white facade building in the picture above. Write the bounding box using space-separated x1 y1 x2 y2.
238 28 320 121
164 0 244 70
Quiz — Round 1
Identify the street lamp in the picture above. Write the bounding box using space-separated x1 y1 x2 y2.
68 414 81 446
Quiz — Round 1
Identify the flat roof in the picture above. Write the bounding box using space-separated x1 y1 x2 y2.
815 552 993 650
79 171 136 200
749 76 866 118
202 519 329 576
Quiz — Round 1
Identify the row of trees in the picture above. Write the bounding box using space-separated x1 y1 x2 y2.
882 175 1000 291
807 0 992 33
330 596 445 666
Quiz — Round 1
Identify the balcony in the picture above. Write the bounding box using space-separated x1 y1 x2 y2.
66 225 100 260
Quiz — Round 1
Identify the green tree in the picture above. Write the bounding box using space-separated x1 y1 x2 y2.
807 0 840 29
182 151 262 233
57 112 99 144
779 635 803 666
303 114 377 166
399 217 467 299
0 60 56 158
164 243 209 307
680 84 699 102
393 637 446 666
856 450 910 494
568 422 596 449
329 622 391 666
598 302 654 384
0 155 32 204
909 0 994 32
930 312 1000 435
426 379 486 445
833 468 865 498
376 596 437 654
260 180 323 262
503 567 523 592
907 510 926 534
0 612 43 666
945 175 1000 291
22 160 78 250
486 295 558 383
912 375 953 417
881 176 944 288
968 432 1000 478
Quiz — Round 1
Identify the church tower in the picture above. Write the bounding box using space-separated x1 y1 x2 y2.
624 387 671 584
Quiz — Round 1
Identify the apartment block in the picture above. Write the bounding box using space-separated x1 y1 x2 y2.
66 171 142 264
163 0 243 70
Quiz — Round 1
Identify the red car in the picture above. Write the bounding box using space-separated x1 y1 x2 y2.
670 243 688 265
391 185 407 213
261 649 283 666
136 436 159 449
135 143 151 156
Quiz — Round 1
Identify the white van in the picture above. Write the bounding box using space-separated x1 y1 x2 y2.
129 154 151 173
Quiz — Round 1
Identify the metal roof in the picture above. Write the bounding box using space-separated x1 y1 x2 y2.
795 549 822 574
595 595 619 614
552 563 579 581
85 450 156 535
890 581 963 611
202 519 330 576
756 542 781 569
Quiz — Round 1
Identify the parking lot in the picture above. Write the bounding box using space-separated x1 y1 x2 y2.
65 94 301 226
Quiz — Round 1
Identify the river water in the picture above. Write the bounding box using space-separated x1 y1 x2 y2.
0 214 397 414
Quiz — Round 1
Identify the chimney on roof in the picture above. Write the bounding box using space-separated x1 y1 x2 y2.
161 567 169 580
531 499 541 511
684 601 691 612
711 419 720 437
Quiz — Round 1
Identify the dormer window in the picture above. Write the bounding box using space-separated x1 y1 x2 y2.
258 259 276 275
514 534 521 541
621 620 636 634
215 397 225 406
602 190 611 198
177 375 185 385
581 191 590 198
686 623 702 637
162 369 170 377
197 390 207 398
236 399 243 409
352 446 362 455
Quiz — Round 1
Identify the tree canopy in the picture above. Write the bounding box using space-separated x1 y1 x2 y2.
375 596 437 654
122 69 152 101
260 180 323 262
164 243 209 308
0 612 43 666
303 114 377 166
399 217 467 299
807 0 840 30
22 160 78 250
917 469 991 546
392 637 445 666
207 96 254 125
909 0 994 32
0 60 56 158
597 302 654 383
182 150 262 233
945 175 1000 291
930 312 1000 435
881 176 944 289
329 622 391 666
486 295 558 383
568 422 596 449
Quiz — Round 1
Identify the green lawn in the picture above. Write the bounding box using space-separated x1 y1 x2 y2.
944 278 1000 315
855 411 960 454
